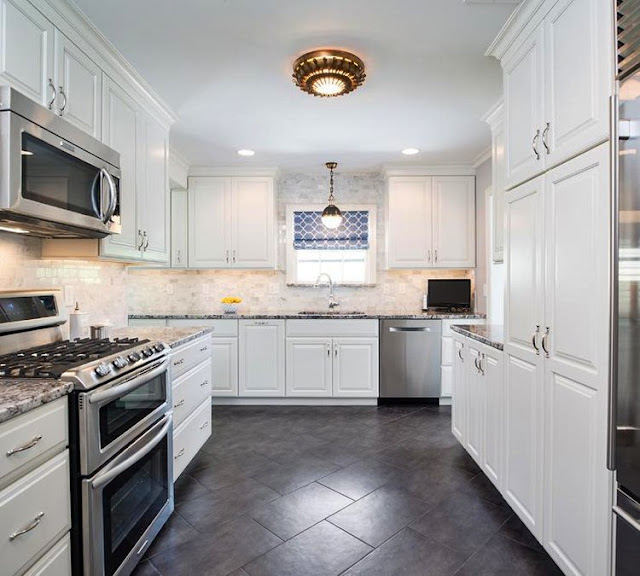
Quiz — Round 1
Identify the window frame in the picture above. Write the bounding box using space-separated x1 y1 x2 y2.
285 203 377 286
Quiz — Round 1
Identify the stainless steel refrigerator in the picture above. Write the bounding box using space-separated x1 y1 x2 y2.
612 4 640 571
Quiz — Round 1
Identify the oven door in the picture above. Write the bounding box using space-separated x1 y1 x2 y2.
82 413 173 576
78 358 170 475
0 110 121 236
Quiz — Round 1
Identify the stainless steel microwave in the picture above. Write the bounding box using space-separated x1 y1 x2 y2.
0 86 121 238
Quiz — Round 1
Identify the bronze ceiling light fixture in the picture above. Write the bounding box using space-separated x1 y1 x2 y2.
322 162 343 230
292 49 366 97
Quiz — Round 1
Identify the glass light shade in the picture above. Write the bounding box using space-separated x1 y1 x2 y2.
312 75 347 96
321 204 343 229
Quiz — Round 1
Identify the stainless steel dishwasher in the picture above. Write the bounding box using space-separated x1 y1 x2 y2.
379 319 442 399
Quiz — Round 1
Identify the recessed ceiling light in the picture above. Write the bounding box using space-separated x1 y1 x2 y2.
402 148 420 155
237 149 255 157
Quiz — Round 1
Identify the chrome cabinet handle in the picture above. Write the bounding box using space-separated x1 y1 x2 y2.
200 346 208 352
174 399 185 408
532 129 541 160
479 353 485 375
427 250 431 263
200 379 209 387
137 229 144 250
6 435 42 456
458 347 464 361
47 79 57 110
174 448 185 460
226 250 229 263
232 250 236 264
335 347 338 356
57 86 67 114
435 249 438 263
173 358 184 366
541 327 550 358
474 356 480 372
327 346 330 356
532 325 540 355
143 231 149 251
200 420 209 430
542 122 550 154
176 249 181 263
9 512 44 541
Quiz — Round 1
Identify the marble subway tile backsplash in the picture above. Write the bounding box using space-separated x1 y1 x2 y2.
0 232 128 333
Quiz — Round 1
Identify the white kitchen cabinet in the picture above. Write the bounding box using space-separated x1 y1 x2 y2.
187 176 275 269
387 176 475 269
171 189 188 268
0 0 54 106
333 338 379 398
431 177 476 268
211 338 239 397
451 334 466 444
484 99 505 263
465 341 484 466
481 344 503 491
173 398 211 481
23 533 71 576
239 320 285 397
286 338 333 397
441 319 484 401
53 29 101 138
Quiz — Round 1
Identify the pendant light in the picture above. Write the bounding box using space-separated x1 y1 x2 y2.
322 162 343 230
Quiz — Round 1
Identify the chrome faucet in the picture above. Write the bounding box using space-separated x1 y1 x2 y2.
315 273 339 310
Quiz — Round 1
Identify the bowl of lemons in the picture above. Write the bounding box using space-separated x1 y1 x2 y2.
221 297 242 314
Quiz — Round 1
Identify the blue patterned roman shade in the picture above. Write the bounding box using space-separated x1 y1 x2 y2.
293 210 370 250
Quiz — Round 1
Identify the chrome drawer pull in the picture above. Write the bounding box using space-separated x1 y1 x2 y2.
6 435 42 456
200 421 209 430
200 346 208 352
9 512 44 540
200 380 209 387
174 399 185 408
173 358 184 366
174 448 185 460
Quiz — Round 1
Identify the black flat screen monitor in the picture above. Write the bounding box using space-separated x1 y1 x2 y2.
427 279 471 309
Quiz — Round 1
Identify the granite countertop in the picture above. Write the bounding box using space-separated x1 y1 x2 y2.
129 311 487 320
451 324 504 351
111 326 213 348
0 380 73 424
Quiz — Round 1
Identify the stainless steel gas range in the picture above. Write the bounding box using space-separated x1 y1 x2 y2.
0 290 173 576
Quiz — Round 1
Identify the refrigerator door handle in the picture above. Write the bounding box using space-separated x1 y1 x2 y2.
608 92 620 472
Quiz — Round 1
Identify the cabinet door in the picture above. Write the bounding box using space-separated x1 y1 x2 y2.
332 338 379 398
0 0 53 106
432 176 476 268
53 30 101 138
286 338 332 397
139 115 169 263
504 175 544 538
231 177 275 268
492 122 505 263
188 177 231 268
482 345 503 491
171 189 188 268
387 177 432 268
542 144 611 575
451 335 467 444
211 338 238 397
543 0 612 169
100 77 141 260
238 320 285 397
503 25 545 190
465 343 484 465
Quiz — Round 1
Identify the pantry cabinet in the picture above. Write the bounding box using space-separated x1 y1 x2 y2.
187 176 275 269
239 319 285 397
386 175 475 269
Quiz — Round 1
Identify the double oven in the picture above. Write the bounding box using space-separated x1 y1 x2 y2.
70 354 173 576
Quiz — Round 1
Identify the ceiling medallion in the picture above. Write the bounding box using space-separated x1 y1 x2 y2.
322 162 343 230
292 49 366 98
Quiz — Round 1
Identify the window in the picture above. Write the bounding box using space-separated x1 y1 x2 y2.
286 204 377 285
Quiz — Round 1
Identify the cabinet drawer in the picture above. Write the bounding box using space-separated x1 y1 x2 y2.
172 360 212 428
0 451 71 576
170 336 211 379
286 319 378 337
0 399 68 489
23 533 71 576
442 336 453 366
173 399 211 480
167 319 239 336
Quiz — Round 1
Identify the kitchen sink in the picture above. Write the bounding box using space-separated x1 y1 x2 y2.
297 310 367 316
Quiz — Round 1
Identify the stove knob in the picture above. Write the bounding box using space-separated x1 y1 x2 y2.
94 363 111 377
153 343 165 353
128 352 141 362
142 347 154 358
112 356 128 369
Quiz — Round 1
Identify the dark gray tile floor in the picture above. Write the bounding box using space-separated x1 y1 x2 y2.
134 405 563 576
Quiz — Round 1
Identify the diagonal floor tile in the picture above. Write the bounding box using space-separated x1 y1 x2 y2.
145 511 199 558
252 455 339 495
328 485 432 547
318 458 401 500
249 482 352 540
243 521 372 576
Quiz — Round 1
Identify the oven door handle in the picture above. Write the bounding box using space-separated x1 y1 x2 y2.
88 358 169 405
613 505 640 532
91 413 172 490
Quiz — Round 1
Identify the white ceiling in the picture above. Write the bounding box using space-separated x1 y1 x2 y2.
73 0 518 171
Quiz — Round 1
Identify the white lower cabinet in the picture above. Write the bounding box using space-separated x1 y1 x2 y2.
481 345 503 490
333 338 378 398
286 338 333 397
23 533 71 576
465 341 484 465
441 319 485 400
451 334 466 444
173 399 211 481
239 320 285 397
211 338 239 397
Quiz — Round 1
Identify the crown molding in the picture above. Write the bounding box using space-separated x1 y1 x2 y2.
189 166 280 178
39 0 177 127
382 164 476 177
472 146 492 168
482 97 504 131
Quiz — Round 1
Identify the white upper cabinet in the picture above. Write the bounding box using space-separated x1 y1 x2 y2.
484 100 505 263
387 175 475 269
187 176 275 269
188 177 231 268
432 176 476 268
171 189 188 268
503 26 545 189
0 0 53 106
53 30 101 138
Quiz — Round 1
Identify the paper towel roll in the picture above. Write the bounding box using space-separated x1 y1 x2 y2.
69 302 89 340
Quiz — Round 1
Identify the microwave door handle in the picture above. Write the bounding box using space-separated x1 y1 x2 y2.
88 358 169 404
91 172 104 220
101 168 118 224
91 413 172 490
